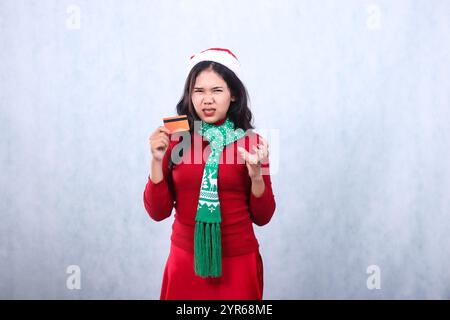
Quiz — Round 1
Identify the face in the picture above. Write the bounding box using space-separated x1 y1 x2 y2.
191 68 235 124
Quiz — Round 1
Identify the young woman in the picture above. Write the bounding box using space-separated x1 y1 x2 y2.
144 48 276 300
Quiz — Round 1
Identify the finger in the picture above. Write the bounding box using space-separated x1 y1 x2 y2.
258 148 264 160
149 132 158 140
160 133 170 143
154 135 168 146
152 126 166 136
251 153 260 165
160 139 169 149
237 147 250 162
260 138 269 151
156 138 167 147
154 132 168 142
247 148 259 164
258 141 268 155
159 126 170 133
237 146 247 157
155 143 166 152
253 145 263 160
258 137 266 146
263 148 268 159
158 139 169 150
258 144 267 158
159 126 171 135
160 131 170 139
257 144 264 152
256 148 263 161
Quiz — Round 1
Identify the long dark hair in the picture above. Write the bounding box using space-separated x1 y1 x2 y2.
176 61 254 133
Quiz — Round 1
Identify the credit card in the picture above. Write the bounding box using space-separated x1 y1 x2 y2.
163 115 190 133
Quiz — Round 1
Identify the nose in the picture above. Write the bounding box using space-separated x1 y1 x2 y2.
203 93 214 104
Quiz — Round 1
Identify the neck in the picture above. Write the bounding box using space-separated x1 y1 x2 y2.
212 117 226 126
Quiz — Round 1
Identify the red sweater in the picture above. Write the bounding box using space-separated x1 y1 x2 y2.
143 129 276 257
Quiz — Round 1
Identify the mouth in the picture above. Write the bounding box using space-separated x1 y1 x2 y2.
202 108 216 117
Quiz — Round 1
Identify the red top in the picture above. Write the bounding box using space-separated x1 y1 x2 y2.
143 125 276 257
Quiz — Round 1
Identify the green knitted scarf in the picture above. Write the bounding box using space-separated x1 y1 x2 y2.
194 117 246 278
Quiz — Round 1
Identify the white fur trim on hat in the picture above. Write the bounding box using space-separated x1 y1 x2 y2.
187 48 241 79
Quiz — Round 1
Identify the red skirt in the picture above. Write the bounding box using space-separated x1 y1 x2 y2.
160 244 264 300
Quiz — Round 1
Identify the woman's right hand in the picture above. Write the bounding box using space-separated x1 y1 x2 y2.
149 126 171 162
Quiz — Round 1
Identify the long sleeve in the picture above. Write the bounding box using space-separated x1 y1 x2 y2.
248 134 276 226
148 130 276 257
143 145 175 222
249 164 276 226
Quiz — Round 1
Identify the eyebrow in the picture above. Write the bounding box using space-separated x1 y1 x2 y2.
193 86 224 90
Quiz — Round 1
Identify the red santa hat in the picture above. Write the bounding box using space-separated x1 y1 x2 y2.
187 48 241 80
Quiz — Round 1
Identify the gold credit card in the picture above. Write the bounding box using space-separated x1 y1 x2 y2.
163 115 190 133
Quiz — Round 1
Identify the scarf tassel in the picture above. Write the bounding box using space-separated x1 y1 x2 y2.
194 221 222 278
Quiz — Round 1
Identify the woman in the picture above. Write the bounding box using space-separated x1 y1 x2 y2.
143 48 276 300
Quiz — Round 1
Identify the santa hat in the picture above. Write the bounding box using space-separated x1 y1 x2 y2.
187 48 241 80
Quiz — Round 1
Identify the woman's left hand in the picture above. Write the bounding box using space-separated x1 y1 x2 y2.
237 138 269 180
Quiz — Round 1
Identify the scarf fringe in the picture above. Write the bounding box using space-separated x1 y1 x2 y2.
194 221 222 278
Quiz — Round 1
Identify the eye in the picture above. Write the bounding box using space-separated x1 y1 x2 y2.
213 89 223 92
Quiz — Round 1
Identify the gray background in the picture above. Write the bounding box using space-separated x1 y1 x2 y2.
1 0 449 299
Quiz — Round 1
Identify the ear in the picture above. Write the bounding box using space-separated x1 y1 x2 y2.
231 96 236 102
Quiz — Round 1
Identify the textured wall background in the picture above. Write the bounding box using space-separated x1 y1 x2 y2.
1 0 449 299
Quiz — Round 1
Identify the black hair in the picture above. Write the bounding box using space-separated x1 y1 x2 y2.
176 61 254 133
